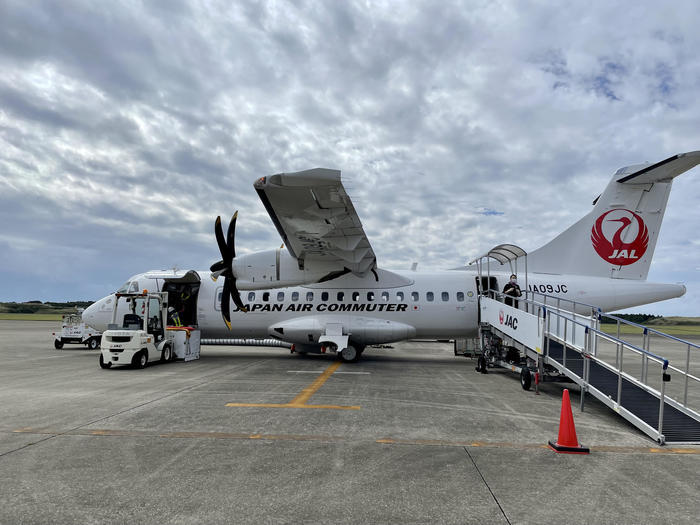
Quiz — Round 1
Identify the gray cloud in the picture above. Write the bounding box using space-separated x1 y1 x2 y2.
1 0 700 316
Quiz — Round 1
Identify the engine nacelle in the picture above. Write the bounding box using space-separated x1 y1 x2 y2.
268 315 416 345
233 248 341 290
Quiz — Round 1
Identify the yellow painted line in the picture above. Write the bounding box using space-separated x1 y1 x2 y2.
288 360 342 406
10 427 700 454
374 437 700 455
224 360 360 410
225 403 297 409
224 402 360 410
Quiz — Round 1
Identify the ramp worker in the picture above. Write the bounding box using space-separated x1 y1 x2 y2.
503 274 522 308
168 306 182 327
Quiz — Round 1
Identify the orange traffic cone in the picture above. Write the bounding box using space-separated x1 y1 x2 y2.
548 389 590 454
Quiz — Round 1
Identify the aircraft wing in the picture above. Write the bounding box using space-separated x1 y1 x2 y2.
254 168 377 276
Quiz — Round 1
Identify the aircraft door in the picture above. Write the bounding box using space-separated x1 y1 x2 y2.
476 276 499 298
162 271 201 327
475 276 499 324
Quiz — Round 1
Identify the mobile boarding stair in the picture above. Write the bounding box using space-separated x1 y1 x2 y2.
476 291 700 445
466 244 700 445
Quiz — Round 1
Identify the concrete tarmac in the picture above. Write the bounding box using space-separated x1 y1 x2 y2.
1 320 699 525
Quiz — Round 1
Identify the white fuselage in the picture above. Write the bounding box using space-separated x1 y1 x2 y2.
83 268 685 346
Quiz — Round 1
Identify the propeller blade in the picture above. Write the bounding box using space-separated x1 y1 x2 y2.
214 216 228 262
221 277 232 330
230 276 248 313
209 260 226 274
226 211 238 260
213 211 248 320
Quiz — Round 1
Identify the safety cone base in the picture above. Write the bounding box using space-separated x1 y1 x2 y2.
548 440 590 454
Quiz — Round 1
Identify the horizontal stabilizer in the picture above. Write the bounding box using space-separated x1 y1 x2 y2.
616 151 700 184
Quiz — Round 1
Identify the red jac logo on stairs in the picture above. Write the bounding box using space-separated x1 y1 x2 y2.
498 309 518 329
591 209 649 266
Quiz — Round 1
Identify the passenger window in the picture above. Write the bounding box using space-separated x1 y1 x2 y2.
457 292 465 302
262 292 269 302
337 291 344 301
427 292 434 302
441 292 449 302
292 291 299 301
352 291 360 302
306 291 314 301
248 292 255 302
367 291 375 302
381 291 390 301
397 291 404 301
321 292 329 301
277 292 284 301
411 291 419 302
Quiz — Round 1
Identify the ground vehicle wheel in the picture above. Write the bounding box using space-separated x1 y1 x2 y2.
99 354 112 369
88 338 99 350
520 368 532 390
133 350 148 369
160 344 172 363
339 345 359 363
477 355 488 374
54 339 64 350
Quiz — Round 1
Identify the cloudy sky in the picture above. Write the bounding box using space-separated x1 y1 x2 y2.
2 0 699 315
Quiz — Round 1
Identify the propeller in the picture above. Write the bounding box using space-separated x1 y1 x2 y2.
210 212 247 328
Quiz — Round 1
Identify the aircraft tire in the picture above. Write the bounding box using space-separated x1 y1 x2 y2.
88 338 99 350
160 344 172 363
340 345 359 363
133 350 148 369
99 354 111 369
520 368 532 390
54 339 64 350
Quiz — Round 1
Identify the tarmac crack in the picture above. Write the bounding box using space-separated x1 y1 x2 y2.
463 446 512 525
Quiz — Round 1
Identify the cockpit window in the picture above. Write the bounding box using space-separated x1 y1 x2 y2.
117 281 130 294
128 281 140 293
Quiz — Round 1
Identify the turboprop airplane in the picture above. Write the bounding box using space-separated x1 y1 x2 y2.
83 151 700 362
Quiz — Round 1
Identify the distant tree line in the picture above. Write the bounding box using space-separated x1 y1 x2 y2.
42 301 94 308
0 301 94 314
599 313 662 324
3 303 43 314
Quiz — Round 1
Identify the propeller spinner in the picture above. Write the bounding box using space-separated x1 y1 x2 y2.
210 212 248 328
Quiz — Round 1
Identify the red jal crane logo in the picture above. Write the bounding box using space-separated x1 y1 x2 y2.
591 209 648 265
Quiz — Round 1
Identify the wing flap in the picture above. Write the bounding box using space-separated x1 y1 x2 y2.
254 169 377 275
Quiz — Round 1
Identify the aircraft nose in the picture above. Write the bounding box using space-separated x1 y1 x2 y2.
82 295 114 330
82 303 97 325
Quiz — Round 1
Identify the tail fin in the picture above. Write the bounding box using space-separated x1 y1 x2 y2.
529 151 700 280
